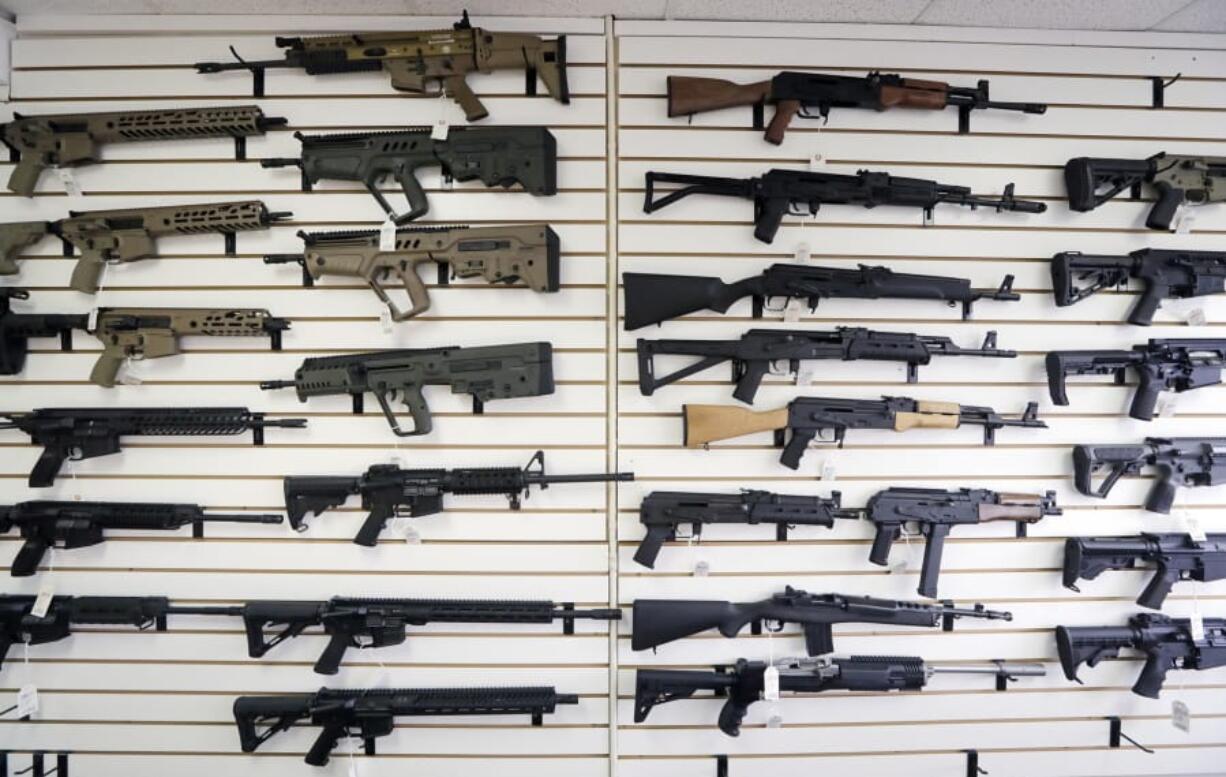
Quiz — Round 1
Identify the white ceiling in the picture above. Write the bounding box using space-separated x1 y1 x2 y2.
1 0 1224 32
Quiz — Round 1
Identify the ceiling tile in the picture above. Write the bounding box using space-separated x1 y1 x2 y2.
1152 0 1226 31
664 0 932 23
915 0 1196 30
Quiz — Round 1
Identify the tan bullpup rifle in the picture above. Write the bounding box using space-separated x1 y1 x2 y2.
668 70 1046 143
0 105 285 196
265 224 559 321
0 200 292 292
195 11 569 122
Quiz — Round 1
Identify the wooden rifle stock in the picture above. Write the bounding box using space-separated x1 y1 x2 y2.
683 404 788 447
667 76 772 117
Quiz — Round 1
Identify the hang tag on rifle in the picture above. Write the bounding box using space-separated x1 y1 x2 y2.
763 664 781 701
819 459 837 481
1154 394 1180 417
688 535 709 576
379 307 395 334
1179 510 1208 543
31 583 55 619
393 518 422 545
794 242 811 263
1190 608 1206 642
1184 307 1207 327
87 307 101 331
1172 700 1191 732
808 153 824 170
16 685 39 718
1173 207 1196 234
56 168 83 198
431 118 450 141
795 366 814 389
379 219 397 251
117 358 145 386
782 298 803 323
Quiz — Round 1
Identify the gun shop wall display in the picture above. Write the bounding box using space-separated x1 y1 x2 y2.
1 9 1225 777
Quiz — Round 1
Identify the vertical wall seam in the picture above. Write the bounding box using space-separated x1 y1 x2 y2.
604 13 620 777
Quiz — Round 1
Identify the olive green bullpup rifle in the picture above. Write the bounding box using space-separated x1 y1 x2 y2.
0 105 285 196
195 12 569 121
265 224 559 321
0 200 291 292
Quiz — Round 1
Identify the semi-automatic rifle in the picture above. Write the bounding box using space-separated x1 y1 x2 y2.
0 105 285 196
667 70 1046 142
234 685 578 766
265 224 559 321
196 12 568 121
0 407 307 487
1064 533 1226 609
1065 153 1225 230
637 327 1014 401
261 342 553 437
643 168 1045 243
683 396 1045 469
0 501 281 577
636 656 1045 735
284 450 632 545
631 587 1011 654
0 200 291 292
1072 437 1226 513
1052 249 1226 325
262 127 557 224
1047 339 1226 420
0 288 85 375
622 263 1019 329
1056 613 1226 697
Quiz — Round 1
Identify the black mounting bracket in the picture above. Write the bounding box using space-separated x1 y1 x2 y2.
1107 716 1155 754
715 754 728 777
1150 73 1181 109
965 748 987 776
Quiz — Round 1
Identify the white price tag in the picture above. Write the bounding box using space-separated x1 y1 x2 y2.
1172 700 1191 732
379 219 397 251
56 168 83 198
431 119 450 141
379 307 395 334
1181 511 1208 543
794 242 811 263
394 520 422 545
1174 207 1196 234
31 584 55 619
348 757 360 777
1154 394 1180 417
692 559 710 577
763 665 780 701
1190 610 1206 642
794 367 814 388
87 307 100 331
820 459 837 481
766 710 784 728
782 298 803 323
808 154 824 170
1185 307 1207 326
117 359 144 386
16 685 39 718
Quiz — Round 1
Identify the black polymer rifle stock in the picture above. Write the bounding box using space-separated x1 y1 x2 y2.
0 105 285 196
284 450 633 545
1052 249 1226 325
684 396 1046 469
262 126 557 224
0 407 307 487
633 489 859 568
0 595 243 670
637 327 1014 402
0 501 282 577
1057 613 1226 698
667 70 1046 142
1065 152 1226 231
1064 533 1226 609
642 168 1045 243
0 200 292 292
622 263 1019 330
1072 437 1226 513
1047 339 1226 420
635 656 1046 735
236 596 621 674
234 685 578 766
865 487 1061 598
631 587 1011 655
261 343 554 437
196 12 569 121
0 288 85 375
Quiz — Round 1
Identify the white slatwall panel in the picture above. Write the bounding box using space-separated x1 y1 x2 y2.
0 14 612 776
614 19 1226 777
3 12 1226 777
